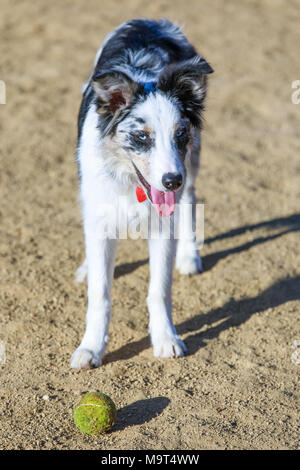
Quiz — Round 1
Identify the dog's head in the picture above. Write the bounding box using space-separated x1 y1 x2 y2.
92 56 213 216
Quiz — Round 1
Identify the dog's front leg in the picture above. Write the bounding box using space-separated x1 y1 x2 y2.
70 229 117 369
147 237 187 358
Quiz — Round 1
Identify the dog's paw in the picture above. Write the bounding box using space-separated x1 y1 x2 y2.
75 259 88 283
70 348 102 369
153 335 187 358
176 252 203 275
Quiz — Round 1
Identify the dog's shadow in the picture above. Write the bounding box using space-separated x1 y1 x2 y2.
108 212 300 361
181 275 300 356
104 336 151 364
112 397 170 432
202 212 300 271
114 258 148 279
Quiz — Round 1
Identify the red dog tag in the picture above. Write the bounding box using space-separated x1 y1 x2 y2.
136 186 147 203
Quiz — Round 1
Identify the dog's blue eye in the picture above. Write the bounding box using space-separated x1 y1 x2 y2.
133 132 150 144
131 131 153 150
176 130 184 138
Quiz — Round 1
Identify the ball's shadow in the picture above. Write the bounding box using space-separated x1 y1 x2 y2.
112 397 170 432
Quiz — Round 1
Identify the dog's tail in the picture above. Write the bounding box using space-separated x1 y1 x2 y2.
75 258 88 283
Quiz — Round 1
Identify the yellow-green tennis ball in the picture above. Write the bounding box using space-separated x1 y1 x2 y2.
73 392 117 435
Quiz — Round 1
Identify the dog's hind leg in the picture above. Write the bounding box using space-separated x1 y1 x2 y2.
176 130 203 275
147 237 187 358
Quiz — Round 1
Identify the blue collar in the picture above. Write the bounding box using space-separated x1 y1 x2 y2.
142 81 157 95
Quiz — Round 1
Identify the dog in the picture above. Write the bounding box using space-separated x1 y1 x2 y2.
70 19 213 369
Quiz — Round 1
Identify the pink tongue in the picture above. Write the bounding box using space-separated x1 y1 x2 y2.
150 186 175 217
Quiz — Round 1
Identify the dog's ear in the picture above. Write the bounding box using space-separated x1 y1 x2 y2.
92 70 140 115
158 56 213 127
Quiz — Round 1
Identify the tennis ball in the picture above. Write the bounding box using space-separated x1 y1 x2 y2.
73 391 117 435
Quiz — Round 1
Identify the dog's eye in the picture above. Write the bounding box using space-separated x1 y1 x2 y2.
132 132 151 145
129 131 153 151
175 129 187 139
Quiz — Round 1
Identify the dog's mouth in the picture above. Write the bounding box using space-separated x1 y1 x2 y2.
132 162 175 217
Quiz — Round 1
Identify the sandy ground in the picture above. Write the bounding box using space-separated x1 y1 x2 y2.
0 0 299 450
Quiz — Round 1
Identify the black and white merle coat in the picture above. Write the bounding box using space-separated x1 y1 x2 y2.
71 19 213 369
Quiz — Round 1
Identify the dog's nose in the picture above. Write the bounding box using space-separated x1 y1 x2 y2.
162 172 183 191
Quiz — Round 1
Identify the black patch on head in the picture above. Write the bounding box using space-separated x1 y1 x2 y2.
158 56 213 128
94 19 197 76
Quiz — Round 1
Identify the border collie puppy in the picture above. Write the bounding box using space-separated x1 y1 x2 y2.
71 19 213 369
